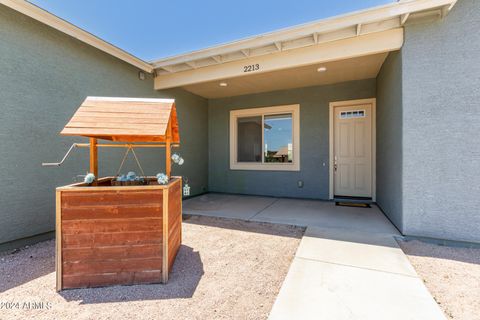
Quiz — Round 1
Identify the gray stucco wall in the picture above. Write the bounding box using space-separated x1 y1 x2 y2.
401 0 480 242
376 52 403 232
208 79 376 199
0 5 208 246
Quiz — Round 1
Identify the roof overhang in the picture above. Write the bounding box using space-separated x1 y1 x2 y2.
152 0 458 92
1 0 153 73
155 29 403 91
2 0 458 88
61 97 179 142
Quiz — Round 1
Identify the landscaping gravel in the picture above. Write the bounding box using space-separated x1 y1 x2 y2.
0 215 303 320
398 239 480 320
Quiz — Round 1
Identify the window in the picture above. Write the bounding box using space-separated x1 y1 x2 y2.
237 116 262 162
230 104 300 171
340 110 365 119
264 114 293 163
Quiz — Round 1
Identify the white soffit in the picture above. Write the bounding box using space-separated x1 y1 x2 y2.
183 53 389 99
1 0 153 73
152 0 458 89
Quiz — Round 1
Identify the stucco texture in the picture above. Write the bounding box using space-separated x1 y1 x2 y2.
0 5 208 246
376 51 403 232
208 79 376 199
401 0 480 242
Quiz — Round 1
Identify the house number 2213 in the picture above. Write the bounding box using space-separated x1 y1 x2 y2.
243 64 260 73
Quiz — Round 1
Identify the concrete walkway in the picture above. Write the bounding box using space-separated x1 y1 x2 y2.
184 194 446 320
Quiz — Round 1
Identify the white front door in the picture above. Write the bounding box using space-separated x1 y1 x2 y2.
333 104 372 198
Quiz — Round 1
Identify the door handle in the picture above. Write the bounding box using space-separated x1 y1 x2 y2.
334 156 338 172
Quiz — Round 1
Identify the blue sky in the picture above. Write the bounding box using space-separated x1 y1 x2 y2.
29 0 393 61
265 117 292 152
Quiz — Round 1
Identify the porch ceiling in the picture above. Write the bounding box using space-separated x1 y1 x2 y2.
182 53 388 99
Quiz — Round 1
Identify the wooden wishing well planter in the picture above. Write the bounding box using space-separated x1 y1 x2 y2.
54 97 182 291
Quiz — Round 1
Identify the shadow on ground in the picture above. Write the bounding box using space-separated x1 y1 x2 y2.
397 238 480 265
0 240 54 293
60 245 204 304
183 214 304 239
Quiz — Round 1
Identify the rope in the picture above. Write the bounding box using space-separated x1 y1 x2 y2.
130 147 146 177
115 147 131 177
115 145 146 178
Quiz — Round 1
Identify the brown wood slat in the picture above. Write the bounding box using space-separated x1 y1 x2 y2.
60 97 179 142
66 122 168 130
73 111 170 119
58 177 182 289
62 190 164 207
167 179 182 271
70 116 170 124
63 257 162 275
168 233 181 271
61 128 164 136
168 213 181 235
63 244 162 262
62 218 162 234
62 270 162 289
110 135 166 142
82 100 173 108
78 105 172 113
168 228 181 253
168 203 181 227
170 105 180 143
62 231 162 248
82 100 172 107
61 204 163 220
168 182 182 230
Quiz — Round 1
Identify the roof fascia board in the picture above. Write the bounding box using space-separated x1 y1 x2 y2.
1 0 153 73
151 0 455 68
154 28 404 90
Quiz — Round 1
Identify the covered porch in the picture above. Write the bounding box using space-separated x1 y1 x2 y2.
184 193 398 235
151 0 456 236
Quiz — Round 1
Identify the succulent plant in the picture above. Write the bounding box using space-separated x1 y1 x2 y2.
84 173 95 184
171 153 180 163
156 173 169 185
171 153 185 166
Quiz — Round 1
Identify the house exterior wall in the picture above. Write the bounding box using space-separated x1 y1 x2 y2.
208 79 376 199
0 5 208 247
376 51 403 232
3 0 479 248
401 0 480 242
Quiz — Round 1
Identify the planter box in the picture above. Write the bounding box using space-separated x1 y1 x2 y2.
55 177 182 290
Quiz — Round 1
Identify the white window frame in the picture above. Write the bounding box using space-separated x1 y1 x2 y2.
229 104 300 171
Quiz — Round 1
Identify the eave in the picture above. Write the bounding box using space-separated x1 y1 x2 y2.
152 0 458 89
0 0 153 73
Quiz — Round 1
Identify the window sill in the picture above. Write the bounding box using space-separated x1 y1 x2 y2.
230 162 300 171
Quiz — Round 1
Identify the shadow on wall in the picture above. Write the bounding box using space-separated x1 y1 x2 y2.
60 245 204 304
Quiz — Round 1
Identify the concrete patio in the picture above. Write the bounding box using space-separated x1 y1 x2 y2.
184 193 446 320
183 193 399 234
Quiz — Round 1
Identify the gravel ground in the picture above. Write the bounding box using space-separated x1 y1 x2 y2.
398 239 480 320
0 215 303 320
